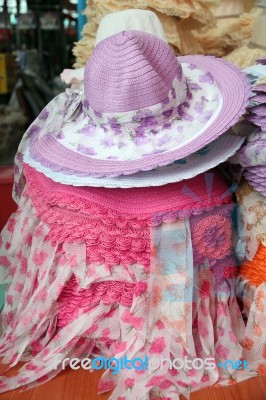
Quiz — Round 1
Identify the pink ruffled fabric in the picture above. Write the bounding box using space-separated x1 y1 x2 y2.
0 172 265 398
57 278 137 327
23 164 233 271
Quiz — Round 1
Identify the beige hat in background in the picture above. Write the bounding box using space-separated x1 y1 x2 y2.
225 4 266 68
95 9 167 45
61 9 167 87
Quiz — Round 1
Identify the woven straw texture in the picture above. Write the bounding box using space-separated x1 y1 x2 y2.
73 0 215 68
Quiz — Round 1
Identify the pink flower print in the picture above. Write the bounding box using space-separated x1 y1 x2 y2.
257 364 266 375
135 368 146 375
24 233 32 246
18 378 30 384
202 374 210 383
22 216 28 228
177 380 187 388
25 363 38 371
117 397 126 400
9 266 16 277
200 301 209 317
34 225 44 238
217 302 228 317
146 375 166 387
21 315 32 326
241 337 254 351
35 288 48 303
105 308 116 318
33 250 48 266
154 398 172 400
159 379 173 389
42 348 51 357
37 375 49 383
101 328 111 338
169 367 179 377
229 331 238 344
0 256 11 267
135 281 147 296
150 337 166 354
253 323 263 337
198 321 209 339
6 294 13 305
84 323 99 335
216 344 229 360
113 341 127 353
19 256 27 274
121 310 144 330
31 341 44 355
125 378 135 388
39 309 50 320
200 280 210 299
5 242 10 250
14 282 24 293
219 327 225 336
58 254 67 265
181 348 188 358
69 255 78 268
155 320 165 330
7 218 15 233
0 381 8 390
187 368 197 377
98 380 116 393
9 352 19 364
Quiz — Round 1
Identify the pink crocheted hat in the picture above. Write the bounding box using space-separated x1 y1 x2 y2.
26 31 249 180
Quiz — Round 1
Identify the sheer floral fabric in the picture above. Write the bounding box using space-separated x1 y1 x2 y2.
1 167 266 399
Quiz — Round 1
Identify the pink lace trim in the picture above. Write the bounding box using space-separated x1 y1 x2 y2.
23 165 233 222
24 166 151 267
23 165 233 268
57 277 136 328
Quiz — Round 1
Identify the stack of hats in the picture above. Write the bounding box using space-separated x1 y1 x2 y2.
2 19 266 400
74 0 259 69
236 180 266 260
230 58 266 196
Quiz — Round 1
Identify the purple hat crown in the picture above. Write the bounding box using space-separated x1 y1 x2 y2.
84 30 185 116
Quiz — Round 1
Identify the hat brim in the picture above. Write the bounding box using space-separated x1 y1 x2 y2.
28 56 250 178
25 133 244 188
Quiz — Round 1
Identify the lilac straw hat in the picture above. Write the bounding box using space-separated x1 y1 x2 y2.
26 30 250 178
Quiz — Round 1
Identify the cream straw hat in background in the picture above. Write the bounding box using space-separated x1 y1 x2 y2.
95 9 167 45
225 3 266 68
61 9 167 88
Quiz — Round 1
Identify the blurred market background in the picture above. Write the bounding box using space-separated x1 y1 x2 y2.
0 0 85 233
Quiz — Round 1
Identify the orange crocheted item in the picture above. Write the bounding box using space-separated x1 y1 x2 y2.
240 242 266 286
